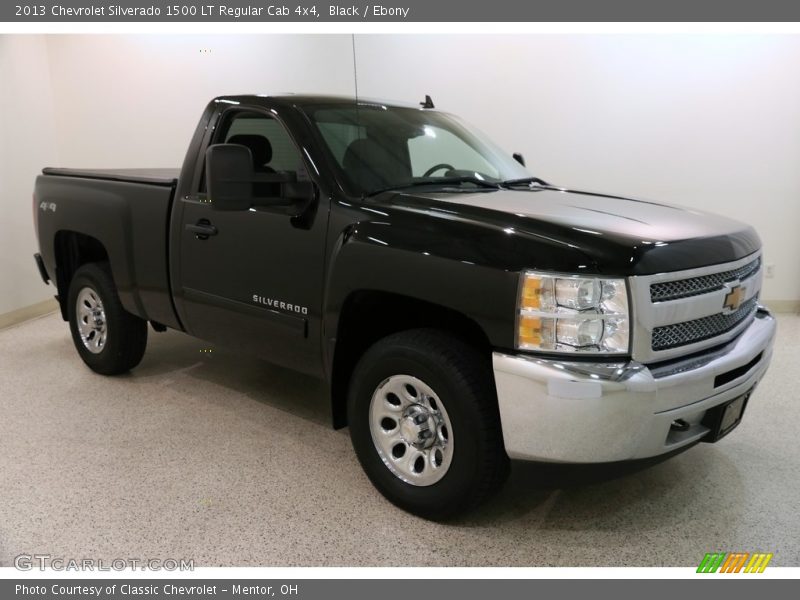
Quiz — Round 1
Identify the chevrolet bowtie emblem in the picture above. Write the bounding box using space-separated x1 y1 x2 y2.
723 284 746 313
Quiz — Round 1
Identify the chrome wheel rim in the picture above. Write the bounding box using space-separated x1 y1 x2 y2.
368 374 454 486
76 287 107 354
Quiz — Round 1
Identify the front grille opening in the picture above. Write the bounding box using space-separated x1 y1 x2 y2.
650 257 761 303
651 296 758 351
714 352 763 388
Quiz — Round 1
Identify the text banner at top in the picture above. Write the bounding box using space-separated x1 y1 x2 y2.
5 0 800 22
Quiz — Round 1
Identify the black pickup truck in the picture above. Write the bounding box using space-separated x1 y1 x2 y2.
33 94 776 519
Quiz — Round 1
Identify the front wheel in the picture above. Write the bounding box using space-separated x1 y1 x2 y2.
67 262 147 375
348 329 509 520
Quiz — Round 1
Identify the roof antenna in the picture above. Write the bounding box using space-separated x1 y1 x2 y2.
420 95 435 109
351 35 359 103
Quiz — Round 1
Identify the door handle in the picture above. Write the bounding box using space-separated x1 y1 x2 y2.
186 219 218 240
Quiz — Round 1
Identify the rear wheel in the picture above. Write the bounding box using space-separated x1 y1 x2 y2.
348 329 509 520
67 262 147 375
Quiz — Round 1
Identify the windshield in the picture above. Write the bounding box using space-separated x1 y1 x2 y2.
305 104 532 196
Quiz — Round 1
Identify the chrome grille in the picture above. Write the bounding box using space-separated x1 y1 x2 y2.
650 257 761 303
651 296 758 351
629 251 763 362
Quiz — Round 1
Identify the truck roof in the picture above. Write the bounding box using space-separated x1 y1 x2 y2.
40 95 433 186
213 94 425 110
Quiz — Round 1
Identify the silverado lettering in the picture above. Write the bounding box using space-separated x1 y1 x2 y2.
253 294 308 315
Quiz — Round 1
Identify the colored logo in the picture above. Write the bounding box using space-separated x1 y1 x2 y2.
722 283 746 313
697 552 773 573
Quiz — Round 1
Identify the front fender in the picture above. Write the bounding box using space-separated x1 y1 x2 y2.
325 219 520 352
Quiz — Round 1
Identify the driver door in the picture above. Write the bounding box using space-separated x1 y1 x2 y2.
176 108 326 376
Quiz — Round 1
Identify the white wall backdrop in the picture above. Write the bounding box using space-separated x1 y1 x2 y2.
1 33 798 318
46 35 356 167
0 36 59 316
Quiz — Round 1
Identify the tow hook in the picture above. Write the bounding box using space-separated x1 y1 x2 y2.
670 419 691 432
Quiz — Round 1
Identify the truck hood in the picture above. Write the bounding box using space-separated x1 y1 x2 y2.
384 186 760 275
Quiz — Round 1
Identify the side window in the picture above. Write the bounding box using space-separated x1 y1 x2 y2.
199 109 305 194
223 113 304 173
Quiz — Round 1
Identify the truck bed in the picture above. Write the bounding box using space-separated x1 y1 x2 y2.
42 167 179 187
35 169 180 330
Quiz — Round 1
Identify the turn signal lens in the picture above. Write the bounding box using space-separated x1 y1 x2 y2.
518 315 555 348
521 274 555 311
516 272 630 354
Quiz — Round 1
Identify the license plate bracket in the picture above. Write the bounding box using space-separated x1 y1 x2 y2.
702 389 753 443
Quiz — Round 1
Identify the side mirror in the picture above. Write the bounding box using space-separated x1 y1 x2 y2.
281 180 316 205
206 143 316 215
513 152 526 167
206 144 254 211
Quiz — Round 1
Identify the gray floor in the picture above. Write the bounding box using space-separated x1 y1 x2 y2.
1 312 798 567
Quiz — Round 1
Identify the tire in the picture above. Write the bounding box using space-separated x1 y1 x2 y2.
348 329 509 520
67 262 147 375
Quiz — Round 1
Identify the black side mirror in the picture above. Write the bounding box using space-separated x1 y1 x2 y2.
281 180 316 204
513 152 526 167
206 144 317 214
206 144 254 211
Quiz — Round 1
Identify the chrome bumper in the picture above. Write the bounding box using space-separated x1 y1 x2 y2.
492 307 776 463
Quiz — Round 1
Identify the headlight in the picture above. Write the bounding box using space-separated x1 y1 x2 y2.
517 271 630 354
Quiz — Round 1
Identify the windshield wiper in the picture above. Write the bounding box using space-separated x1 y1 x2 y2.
366 176 501 197
501 177 550 189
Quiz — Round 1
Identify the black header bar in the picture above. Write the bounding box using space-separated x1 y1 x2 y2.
4 0 800 22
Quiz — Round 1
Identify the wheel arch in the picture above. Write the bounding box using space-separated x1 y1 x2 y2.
53 230 110 320
329 289 494 429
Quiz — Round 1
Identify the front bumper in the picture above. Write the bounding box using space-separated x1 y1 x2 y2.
492 307 776 463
